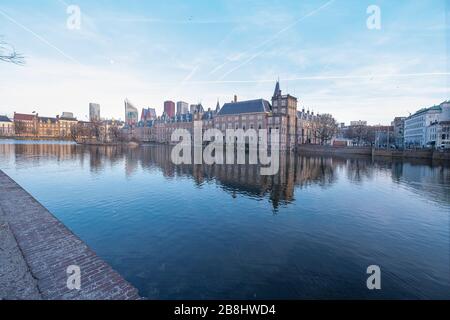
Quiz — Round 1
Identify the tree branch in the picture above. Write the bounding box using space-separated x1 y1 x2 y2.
0 37 25 65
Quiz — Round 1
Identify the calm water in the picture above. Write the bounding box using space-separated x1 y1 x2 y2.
0 140 449 299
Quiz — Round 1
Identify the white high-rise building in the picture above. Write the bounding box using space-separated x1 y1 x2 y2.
89 103 100 122
124 99 139 126
176 101 189 115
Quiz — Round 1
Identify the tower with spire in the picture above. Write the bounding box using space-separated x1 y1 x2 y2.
215 100 221 114
270 80 298 151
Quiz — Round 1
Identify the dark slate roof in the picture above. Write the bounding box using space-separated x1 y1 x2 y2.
202 110 214 120
0 115 12 122
218 99 272 116
39 116 57 123
273 81 281 97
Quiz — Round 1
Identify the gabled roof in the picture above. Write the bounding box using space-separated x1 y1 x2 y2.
218 99 272 116
0 115 12 122
14 113 36 121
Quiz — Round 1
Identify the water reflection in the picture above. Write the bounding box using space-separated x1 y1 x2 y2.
1 142 448 209
0 141 449 299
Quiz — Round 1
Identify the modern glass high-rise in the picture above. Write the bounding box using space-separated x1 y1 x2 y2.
89 103 101 122
125 99 139 126
176 101 189 115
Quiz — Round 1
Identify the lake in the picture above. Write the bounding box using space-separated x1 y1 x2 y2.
0 140 449 299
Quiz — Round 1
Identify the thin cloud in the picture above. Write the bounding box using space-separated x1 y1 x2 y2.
0 8 83 66
216 0 336 80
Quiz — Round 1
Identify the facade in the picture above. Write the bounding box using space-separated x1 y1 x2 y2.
176 101 189 115
37 116 59 138
437 101 450 149
437 121 450 149
58 114 78 138
215 98 272 146
350 120 368 126
270 81 298 150
404 101 449 148
89 103 101 122
13 113 38 137
125 99 139 126
130 81 322 151
392 117 406 148
0 116 14 136
297 109 319 144
164 101 176 118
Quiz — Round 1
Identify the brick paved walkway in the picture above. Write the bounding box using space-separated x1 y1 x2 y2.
0 170 140 300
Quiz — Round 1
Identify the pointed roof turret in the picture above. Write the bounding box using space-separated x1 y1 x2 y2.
215 100 221 113
273 80 281 97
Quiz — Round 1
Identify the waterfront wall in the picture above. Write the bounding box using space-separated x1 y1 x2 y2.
373 149 450 161
0 170 140 300
297 145 372 156
297 145 450 161
373 149 432 159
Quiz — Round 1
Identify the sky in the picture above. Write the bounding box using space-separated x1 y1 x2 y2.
0 0 448 124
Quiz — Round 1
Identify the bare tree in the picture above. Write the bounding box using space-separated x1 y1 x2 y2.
345 125 369 146
0 36 25 65
70 125 81 142
109 125 126 142
14 120 26 136
345 125 377 146
312 114 338 145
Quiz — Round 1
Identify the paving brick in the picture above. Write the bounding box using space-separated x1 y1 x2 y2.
0 170 141 300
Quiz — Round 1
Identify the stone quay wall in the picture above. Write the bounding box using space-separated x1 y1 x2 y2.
0 170 141 300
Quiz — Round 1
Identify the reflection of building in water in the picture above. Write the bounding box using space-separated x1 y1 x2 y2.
4 143 449 210
126 145 339 209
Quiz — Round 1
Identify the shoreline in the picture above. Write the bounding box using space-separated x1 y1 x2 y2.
2 138 449 161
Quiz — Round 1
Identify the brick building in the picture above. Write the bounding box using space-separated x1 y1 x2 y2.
13 113 38 137
129 81 324 150
164 101 176 118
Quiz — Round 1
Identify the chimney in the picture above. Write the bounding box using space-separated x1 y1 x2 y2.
234 95 237 103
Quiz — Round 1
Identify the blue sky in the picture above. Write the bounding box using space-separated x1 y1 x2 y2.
0 0 448 124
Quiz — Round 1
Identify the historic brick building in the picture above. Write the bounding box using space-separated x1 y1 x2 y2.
13 113 38 137
130 81 323 150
